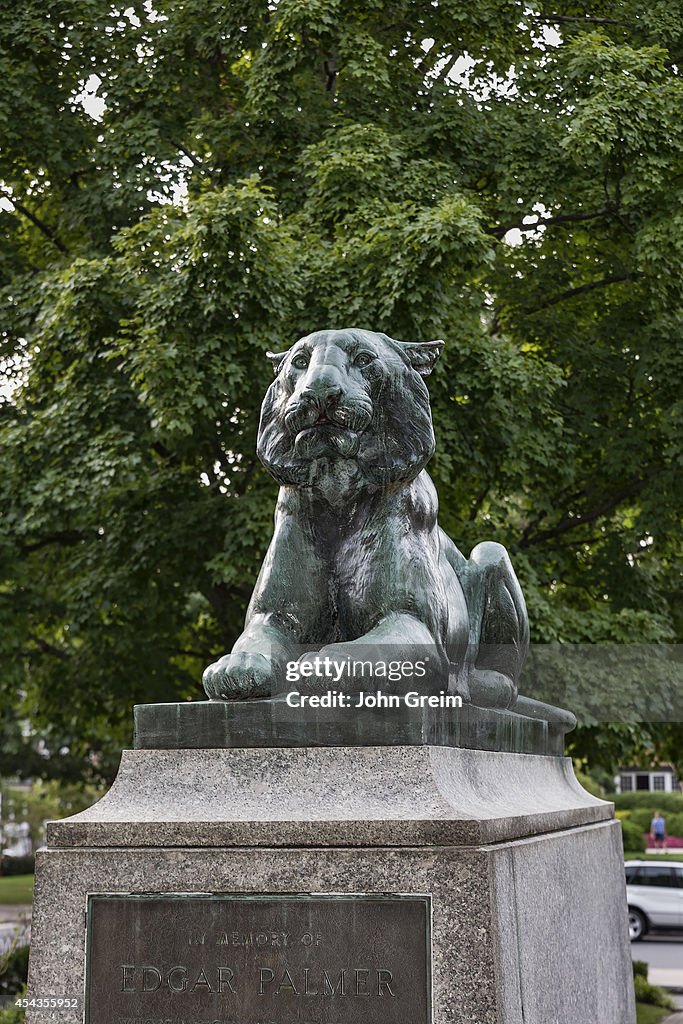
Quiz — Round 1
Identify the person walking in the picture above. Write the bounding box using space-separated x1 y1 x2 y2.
651 811 667 850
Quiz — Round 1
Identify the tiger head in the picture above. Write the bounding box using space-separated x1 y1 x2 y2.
256 328 443 493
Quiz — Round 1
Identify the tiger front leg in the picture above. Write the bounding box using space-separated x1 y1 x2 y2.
202 614 298 699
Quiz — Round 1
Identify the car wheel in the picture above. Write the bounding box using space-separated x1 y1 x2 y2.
628 908 647 942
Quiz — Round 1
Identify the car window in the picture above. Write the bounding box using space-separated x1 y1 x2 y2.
638 866 678 888
625 867 641 884
675 867 683 889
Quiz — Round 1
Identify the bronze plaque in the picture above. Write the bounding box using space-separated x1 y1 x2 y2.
85 893 431 1024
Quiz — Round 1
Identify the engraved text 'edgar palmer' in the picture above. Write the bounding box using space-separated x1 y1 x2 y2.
85 894 432 1024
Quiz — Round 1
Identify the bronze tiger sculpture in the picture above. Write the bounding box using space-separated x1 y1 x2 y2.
203 328 529 707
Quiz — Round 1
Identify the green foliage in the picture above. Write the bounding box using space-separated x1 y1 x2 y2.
0 946 29 999
632 960 675 1017
626 808 658 833
618 806 683 838
0 0 681 780
633 974 675 1011
633 961 649 981
0 859 34 879
666 812 683 837
0 999 25 1024
615 792 683 813
619 817 647 853
574 766 603 798
1 780 103 850
617 792 683 842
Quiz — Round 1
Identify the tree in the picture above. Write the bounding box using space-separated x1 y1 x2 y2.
0 779 102 853
1 0 681 781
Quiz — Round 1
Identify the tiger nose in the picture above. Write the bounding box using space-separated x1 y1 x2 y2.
302 382 343 409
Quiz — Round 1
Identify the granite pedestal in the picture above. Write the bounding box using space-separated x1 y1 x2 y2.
26 701 636 1024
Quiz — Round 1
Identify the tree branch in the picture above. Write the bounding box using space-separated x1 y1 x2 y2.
518 508 549 546
531 14 623 26
522 273 640 315
431 51 461 86
21 530 95 553
550 535 608 548
26 634 71 661
518 481 594 546
234 459 259 497
417 43 461 83
323 58 338 94
489 205 617 240
168 139 204 169
519 474 651 548
1 189 68 255
468 483 490 522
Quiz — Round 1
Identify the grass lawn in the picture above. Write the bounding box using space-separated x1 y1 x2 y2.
625 852 683 862
636 1002 672 1024
0 875 34 905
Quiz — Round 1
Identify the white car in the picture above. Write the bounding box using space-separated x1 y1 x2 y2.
625 859 683 941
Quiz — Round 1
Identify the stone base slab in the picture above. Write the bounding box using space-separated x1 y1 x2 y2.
28 821 635 1024
27 745 635 1023
47 745 610 848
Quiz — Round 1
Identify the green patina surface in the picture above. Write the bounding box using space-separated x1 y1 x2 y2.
133 698 568 756
203 330 531 713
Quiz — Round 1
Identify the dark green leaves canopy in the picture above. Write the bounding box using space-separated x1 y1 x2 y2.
1 0 681 779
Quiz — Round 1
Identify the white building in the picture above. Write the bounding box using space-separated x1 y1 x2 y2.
614 765 679 794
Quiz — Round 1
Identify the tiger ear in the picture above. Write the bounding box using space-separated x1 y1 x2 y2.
399 340 444 376
266 350 288 375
